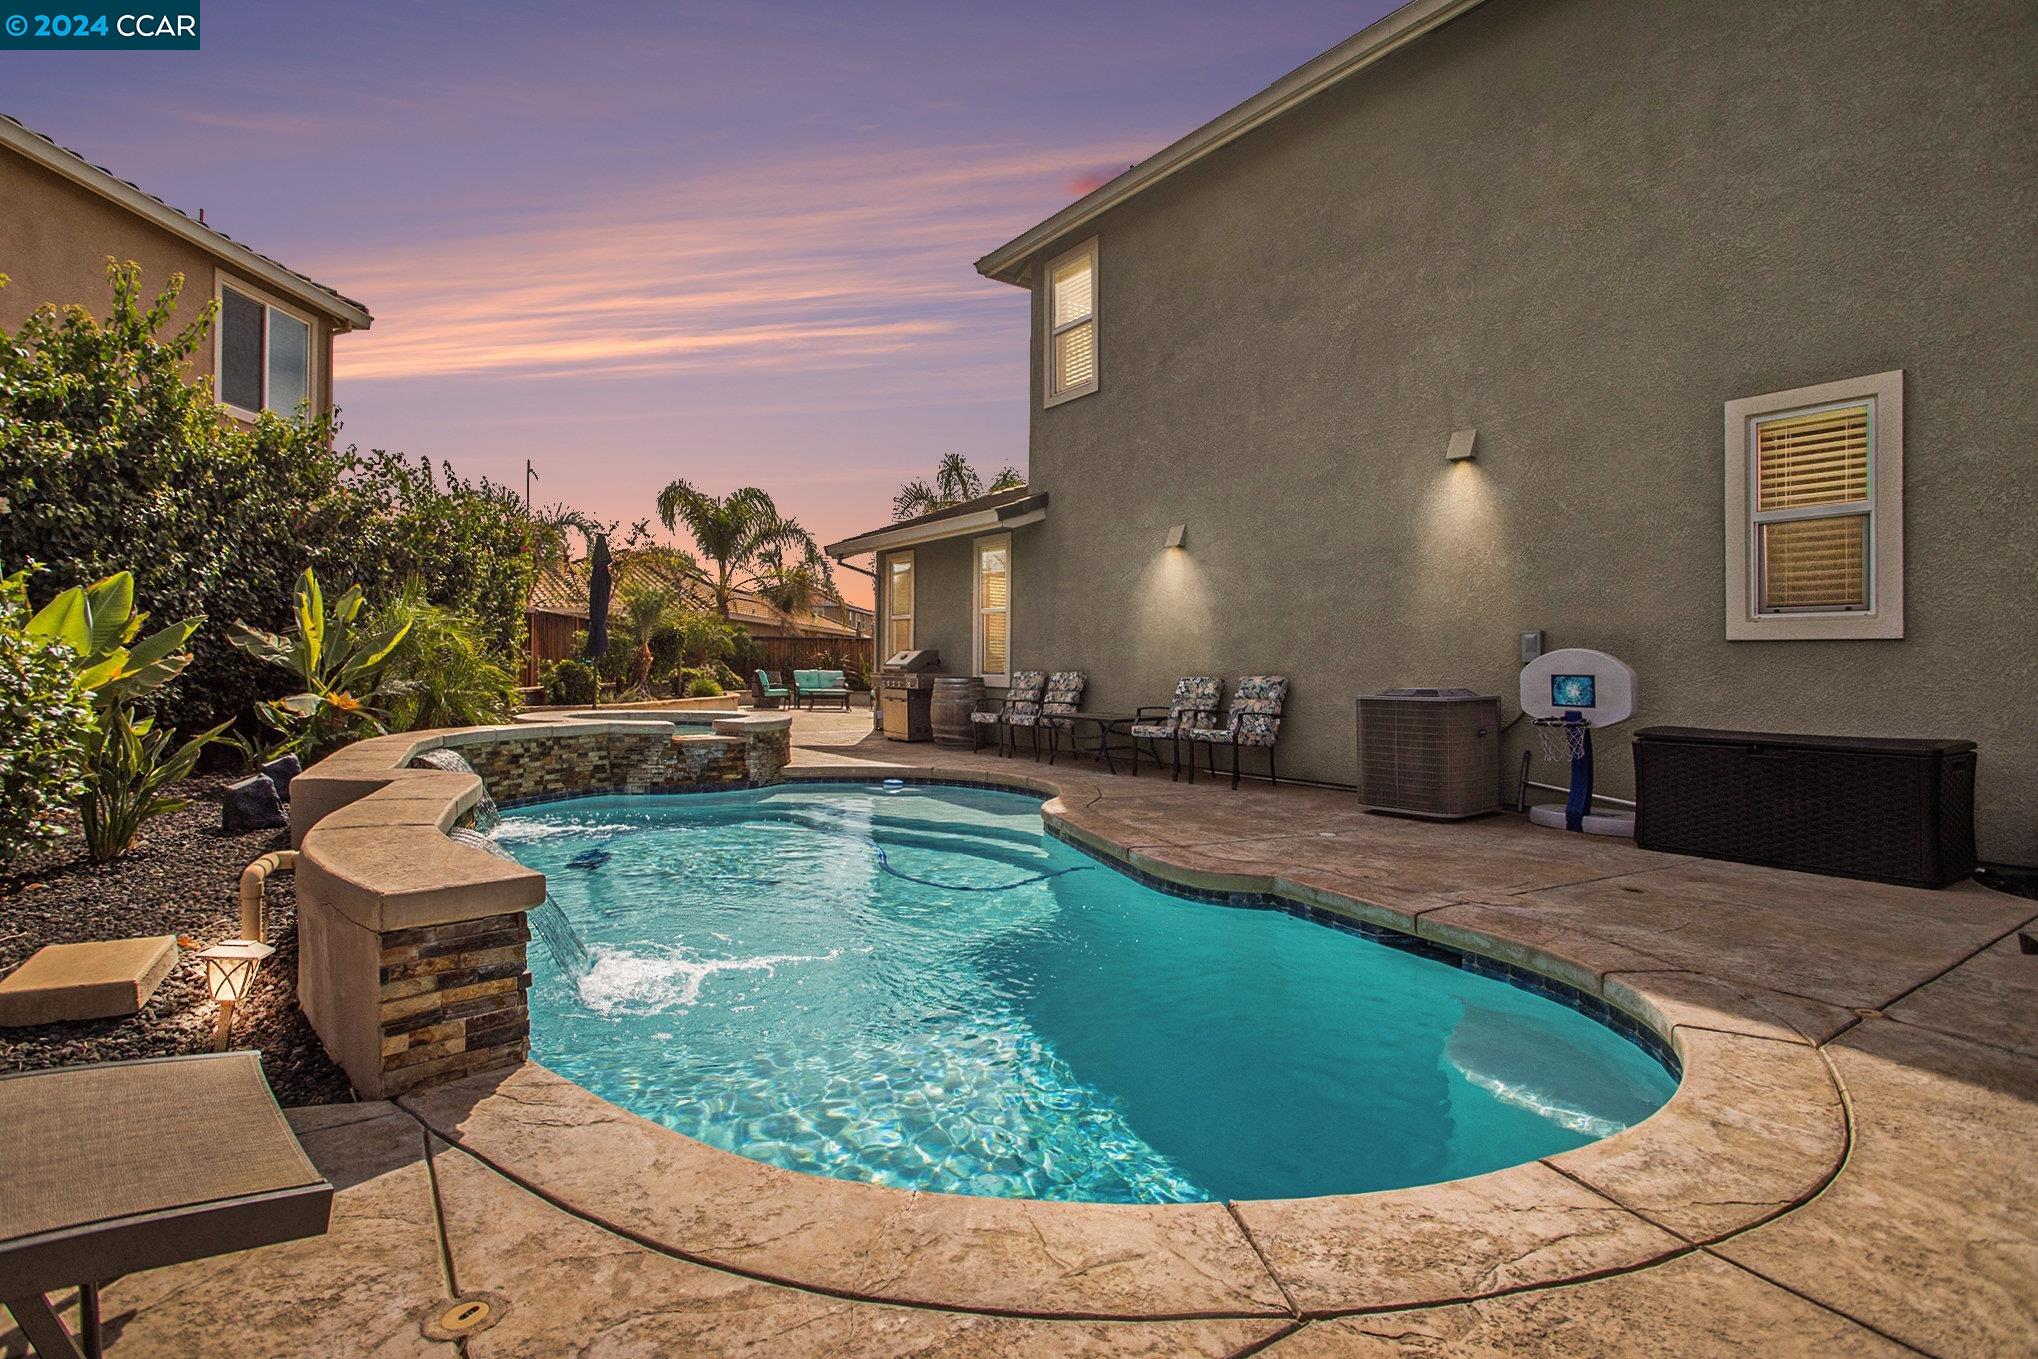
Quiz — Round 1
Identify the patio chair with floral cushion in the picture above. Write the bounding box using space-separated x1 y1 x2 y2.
1127 676 1222 780
1182 675 1289 788
1037 671 1087 765
969 670 1046 756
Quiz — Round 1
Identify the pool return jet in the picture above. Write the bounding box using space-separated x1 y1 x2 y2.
1518 648 1638 838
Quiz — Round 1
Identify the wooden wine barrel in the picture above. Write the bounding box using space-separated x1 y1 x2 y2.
930 676 985 748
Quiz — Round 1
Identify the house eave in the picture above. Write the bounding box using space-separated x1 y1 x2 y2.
0 114 374 330
972 0 1491 286
826 494 1049 558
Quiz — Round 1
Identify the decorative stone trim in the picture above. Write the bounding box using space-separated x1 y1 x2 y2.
376 912 534 1095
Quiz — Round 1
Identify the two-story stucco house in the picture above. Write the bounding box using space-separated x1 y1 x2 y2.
0 113 371 418
827 0 2037 864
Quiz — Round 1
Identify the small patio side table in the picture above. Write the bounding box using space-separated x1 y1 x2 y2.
0 1053 333 1359
1050 712 1138 773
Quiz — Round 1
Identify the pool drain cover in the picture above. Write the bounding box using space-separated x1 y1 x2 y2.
421 1292 509 1340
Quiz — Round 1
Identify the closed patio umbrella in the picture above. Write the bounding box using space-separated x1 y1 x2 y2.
586 534 611 707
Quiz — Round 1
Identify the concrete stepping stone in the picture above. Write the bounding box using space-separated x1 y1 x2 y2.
0 935 178 1026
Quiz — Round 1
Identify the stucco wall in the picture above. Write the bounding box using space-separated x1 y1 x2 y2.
994 0 2035 861
0 145 337 413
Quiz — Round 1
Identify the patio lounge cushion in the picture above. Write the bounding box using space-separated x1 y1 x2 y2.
970 711 1002 725
0 1053 331 1296
1184 675 1289 748
755 670 790 696
1128 722 1178 740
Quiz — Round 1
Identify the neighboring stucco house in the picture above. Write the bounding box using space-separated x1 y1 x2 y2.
0 113 371 419
827 0 2037 863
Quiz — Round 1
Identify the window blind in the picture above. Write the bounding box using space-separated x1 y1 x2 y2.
1051 255 1092 326
1762 516 1867 610
977 543 1008 676
1756 405 1869 511
1048 248 1096 397
1053 323 1095 392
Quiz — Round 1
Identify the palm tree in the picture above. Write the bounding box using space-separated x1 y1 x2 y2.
751 542 841 636
526 502 601 576
892 454 1025 521
654 481 825 622
617 580 684 691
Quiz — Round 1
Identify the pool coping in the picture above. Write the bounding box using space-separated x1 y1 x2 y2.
300 737 1852 1321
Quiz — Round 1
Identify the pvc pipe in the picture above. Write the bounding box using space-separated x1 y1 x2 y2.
240 850 298 942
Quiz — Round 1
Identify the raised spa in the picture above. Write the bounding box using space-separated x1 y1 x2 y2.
499 783 1677 1203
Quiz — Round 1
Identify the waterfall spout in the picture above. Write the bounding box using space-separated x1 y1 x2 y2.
449 827 592 982
411 747 501 832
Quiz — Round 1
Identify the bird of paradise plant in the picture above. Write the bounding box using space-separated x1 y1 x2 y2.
228 568 412 760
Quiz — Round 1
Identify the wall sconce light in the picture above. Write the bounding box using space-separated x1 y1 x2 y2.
1163 523 1188 550
1446 429 1477 463
196 939 274 1051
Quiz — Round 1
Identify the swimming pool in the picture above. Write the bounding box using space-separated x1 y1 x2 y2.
499 783 1676 1203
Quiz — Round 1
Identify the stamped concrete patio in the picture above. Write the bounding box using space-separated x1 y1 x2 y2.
9 710 2032 1358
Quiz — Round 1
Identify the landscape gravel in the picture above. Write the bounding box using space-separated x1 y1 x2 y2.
0 775 353 1107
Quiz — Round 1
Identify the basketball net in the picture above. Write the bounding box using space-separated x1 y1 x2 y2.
1531 713 1591 763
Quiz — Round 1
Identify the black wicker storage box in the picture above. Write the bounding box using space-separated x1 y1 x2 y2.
1633 727 1976 888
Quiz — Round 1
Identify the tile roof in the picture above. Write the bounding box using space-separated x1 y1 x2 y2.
529 550 859 637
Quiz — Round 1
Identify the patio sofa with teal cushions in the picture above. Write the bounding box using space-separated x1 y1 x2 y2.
793 668 852 710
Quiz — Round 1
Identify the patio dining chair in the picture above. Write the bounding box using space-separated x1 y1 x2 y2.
970 670 1046 756
1127 676 1222 780
1183 675 1289 788
1037 671 1086 765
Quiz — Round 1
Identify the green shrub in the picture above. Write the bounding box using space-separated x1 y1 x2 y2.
0 265 538 732
711 659 743 692
685 672 722 698
371 587 520 731
0 570 92 862
20 568 223 861
542 658 598 706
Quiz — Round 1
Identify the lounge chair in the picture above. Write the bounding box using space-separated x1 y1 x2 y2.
970 670 1046 756
0 1053 332 1359
793 668 852 711
1127 676 1222 780
1183 675 1289 788
1037 671 1087 764
753 670 790 708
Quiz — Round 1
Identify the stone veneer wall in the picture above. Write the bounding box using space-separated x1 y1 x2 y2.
377 912 533 1095
458 729 771 803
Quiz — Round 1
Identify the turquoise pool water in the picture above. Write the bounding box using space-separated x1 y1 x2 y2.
502 783 1676 1203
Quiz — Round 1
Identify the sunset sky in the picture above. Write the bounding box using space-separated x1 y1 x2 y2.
2 0 1396 605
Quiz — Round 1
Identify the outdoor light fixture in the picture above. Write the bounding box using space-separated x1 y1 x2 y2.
1163 523 1188 550
1446 429 1477 462
196 939 274 1051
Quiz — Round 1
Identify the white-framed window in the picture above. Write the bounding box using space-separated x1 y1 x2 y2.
973 534 1011 685
215 274 314 419
885 552 915 655
1724 370 1903 640
1043 238 1097 406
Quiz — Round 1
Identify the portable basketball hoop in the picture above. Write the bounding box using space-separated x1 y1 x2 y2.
1518 648 1637 837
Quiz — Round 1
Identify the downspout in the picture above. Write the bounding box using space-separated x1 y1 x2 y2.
241 850 298 942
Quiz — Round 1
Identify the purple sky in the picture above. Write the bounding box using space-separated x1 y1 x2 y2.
3 1 1396 604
